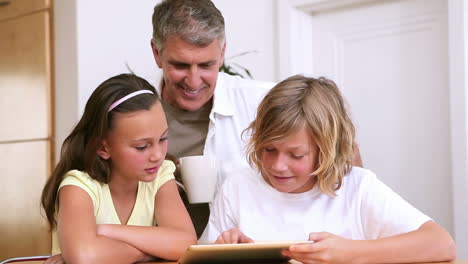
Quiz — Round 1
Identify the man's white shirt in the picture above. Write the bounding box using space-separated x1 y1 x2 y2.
157 72 274 188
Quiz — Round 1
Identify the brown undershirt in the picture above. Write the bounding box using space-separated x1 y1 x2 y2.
161 98 212 238
161 99 212 158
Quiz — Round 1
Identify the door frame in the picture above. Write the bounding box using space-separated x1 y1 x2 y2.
276 0 468 256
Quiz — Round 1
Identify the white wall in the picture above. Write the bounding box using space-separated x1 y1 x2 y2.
54 0 158 158
448 0 468 257
75 1 159 109
213 0 277 82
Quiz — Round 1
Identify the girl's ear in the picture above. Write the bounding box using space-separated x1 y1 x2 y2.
96 140 111 160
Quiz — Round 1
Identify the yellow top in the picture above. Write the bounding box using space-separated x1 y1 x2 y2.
51 160 175 254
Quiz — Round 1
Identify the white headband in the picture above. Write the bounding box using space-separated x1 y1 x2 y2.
108 90 154 112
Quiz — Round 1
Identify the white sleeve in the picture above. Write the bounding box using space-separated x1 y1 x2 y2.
199 179 238 244
359 172 432 239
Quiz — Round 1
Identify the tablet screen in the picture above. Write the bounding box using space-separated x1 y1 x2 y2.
179 241 310 264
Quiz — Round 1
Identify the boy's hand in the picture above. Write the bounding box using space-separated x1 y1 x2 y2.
215 228 254 244
283 232 359 264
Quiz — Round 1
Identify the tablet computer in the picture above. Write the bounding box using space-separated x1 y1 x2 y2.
178 241 312 264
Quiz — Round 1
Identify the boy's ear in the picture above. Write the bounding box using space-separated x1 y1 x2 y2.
96 140 111 160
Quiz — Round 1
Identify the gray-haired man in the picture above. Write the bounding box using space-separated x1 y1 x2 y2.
151 0 274 237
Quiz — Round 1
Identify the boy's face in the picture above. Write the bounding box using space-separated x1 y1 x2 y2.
260 126 318 193
97 102 168 183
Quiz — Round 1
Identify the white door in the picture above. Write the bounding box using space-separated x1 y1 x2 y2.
279 0 452 233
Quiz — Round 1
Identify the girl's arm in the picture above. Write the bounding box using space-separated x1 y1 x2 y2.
96 179 197 260
57 185 147 264
285 221 456 264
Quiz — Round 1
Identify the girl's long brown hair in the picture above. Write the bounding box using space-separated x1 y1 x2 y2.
41 74 159 229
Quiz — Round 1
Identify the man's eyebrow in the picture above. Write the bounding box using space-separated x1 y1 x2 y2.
168 60 189 65
168 59 216 65
198 60 216 65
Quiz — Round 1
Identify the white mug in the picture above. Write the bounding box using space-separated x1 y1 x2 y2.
179 155 217 204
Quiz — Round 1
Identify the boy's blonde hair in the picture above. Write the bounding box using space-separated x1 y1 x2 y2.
245 75 355 195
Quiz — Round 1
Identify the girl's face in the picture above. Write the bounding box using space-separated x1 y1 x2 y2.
260 126 318 193
98 101 168 183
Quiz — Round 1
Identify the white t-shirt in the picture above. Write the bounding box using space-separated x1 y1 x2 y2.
200 166 431 243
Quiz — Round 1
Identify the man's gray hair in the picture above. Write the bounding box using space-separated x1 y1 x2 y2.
152 0 225 53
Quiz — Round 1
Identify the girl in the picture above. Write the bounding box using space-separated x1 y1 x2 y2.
41 74 196 264
200 75 456 263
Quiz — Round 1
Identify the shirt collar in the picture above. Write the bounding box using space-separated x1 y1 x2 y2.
212 72 234 117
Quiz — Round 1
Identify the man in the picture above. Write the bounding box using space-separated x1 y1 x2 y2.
151 0 273 167
150 0 274 237
150 0 362 237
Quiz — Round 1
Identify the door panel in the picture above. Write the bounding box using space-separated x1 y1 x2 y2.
310 0 452 231
0 11 51 141
0 141 51 259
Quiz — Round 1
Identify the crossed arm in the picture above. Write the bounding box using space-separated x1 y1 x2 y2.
53 180 196 264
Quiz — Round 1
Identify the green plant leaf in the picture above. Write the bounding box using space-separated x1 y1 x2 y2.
219 50 258 79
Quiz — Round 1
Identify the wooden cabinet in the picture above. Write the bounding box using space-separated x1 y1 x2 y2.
0 11 51 141
0 0 49 21
0 142 51 257
0 0 52 259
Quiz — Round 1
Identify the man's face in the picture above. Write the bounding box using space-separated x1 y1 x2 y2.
152 36 225 111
